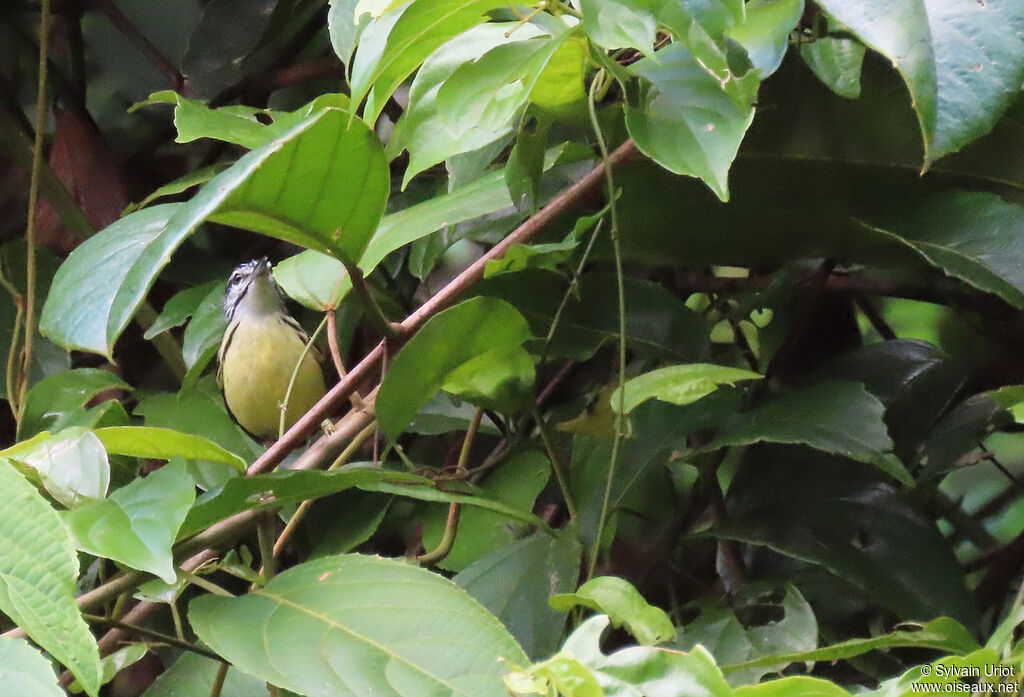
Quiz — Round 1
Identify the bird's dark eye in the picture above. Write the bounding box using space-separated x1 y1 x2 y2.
229 272 243 285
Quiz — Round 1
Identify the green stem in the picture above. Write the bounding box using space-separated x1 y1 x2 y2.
534 407 578 522
82 613 223 662
418 408 483 565
180 570 234 597
257 512 276 585
6 297 23 420
17 0 52 422
278 314 328 439
344 261 401 339
586 70 627 580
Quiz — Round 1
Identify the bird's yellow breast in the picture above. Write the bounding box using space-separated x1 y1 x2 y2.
219 316 326 439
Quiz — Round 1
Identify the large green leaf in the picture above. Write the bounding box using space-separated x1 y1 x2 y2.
0 458 101 696
1 428 109 507
455 531 581 659
815 0 1024 164
706 381 903 480
328 0 371 68
350 0 507 123
735 677 852 697
63 459 195 583
625 41 756 201
550 576 676 645
0 638 63 697
190 554 529 697
720 446 978 629
93 426 246 471
377 297 533 438
41 108 387 357
179 466 430 538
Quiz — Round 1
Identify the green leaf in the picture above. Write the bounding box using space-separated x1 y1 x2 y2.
422 450 549 572
435 29 575 146
69 643 148 694
179 466 429 538
599 645 734 697
39 205 179 359
722 616 978 673
505 114 550 212
726 0 803 77
19 369 129 439
137 91 270 149
581 0 657 54
143 280 220 340
0 458 101 696
815 0 1024 164
207 108 388 263
328 0 372 68
358 479 554 532
63 459 195 583
123 163 230 216
706 381 901 478
625 41 756 201
735 676 852 697
180 281 227 370
377 297 533 438
550 576 676 645
505 652 604 697
42 109 387 358
0 638 63 697
139 652 268 697
350 0 508 123
800 36 866 99
442 346 536 413
456 531 581 659
390 22 544 185
675 583 817 686
612 363 761 413
1 428 109 507
93 426 246 471
189 554 529 697
134 378 262 465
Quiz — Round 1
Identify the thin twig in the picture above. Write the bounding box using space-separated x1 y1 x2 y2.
91 0 184 91
16 0 52 423
279 314 328 439
82 613 223 662
586 70 628 580
256 512 276 585
344 260 402 339
327 307 365 410
534 406 578 522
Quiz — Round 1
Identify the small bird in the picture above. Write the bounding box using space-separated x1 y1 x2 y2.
218 257 327 439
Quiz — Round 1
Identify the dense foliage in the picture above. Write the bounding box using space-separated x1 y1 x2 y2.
1 0 1024 695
